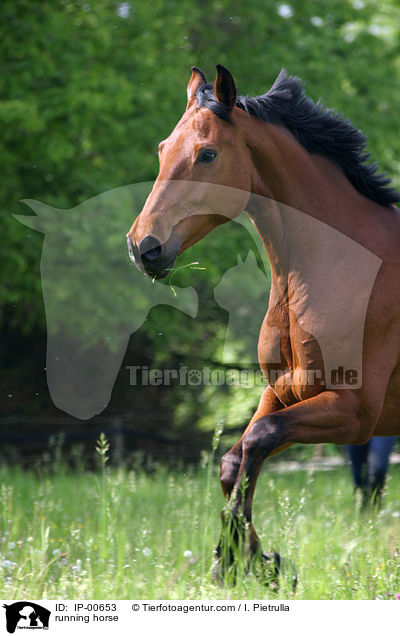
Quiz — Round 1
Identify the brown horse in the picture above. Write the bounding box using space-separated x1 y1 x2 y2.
127 65 400 580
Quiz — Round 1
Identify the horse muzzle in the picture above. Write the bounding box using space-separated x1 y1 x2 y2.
127 234 179 279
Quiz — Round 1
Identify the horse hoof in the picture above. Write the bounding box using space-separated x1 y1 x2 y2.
211 558 224 586
211 557 243 586
260 552 298 591
211 551 298 591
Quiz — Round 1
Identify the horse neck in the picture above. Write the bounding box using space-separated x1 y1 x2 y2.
243 119 383 284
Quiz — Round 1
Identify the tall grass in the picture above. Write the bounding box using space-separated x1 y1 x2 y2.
0 437 399 599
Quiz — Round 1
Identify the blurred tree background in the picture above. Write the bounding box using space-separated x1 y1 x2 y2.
1 0 400 463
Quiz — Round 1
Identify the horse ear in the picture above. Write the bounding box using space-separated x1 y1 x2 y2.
186 66 207 109
214 64 236 109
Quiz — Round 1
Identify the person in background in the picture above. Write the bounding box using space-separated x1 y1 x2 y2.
347 437 397 507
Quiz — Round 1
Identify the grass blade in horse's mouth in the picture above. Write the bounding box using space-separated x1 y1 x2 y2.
166 261 206 296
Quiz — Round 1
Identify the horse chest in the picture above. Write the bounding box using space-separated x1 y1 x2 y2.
257 301 325 405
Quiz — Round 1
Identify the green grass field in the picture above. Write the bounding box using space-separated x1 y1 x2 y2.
0 437 399 600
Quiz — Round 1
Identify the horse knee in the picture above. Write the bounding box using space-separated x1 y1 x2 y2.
242 416 284 458
220 451 241 496
350 425 370 445
336 392 376 445
348 415 375 445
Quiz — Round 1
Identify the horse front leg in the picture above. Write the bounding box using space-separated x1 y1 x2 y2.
220 389 373 583
214 386 286 582
219 386 285 498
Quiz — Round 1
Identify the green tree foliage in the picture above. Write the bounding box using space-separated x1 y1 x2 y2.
2 0 400 436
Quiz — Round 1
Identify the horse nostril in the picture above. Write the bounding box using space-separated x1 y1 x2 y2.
127 236 136 262
139 235 163 262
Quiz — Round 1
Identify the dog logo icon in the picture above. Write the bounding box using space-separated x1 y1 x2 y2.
3 602 51 633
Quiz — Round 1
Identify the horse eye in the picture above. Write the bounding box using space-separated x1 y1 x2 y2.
197 148 217 164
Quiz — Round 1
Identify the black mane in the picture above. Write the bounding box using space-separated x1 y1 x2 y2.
196 70 400 207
